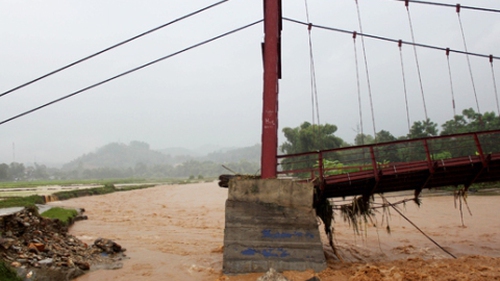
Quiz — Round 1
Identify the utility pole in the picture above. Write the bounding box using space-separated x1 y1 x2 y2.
260 0 281 179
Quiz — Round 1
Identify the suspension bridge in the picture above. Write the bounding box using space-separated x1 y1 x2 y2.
223 0 500 273
218 0 500 201
2 0 500 275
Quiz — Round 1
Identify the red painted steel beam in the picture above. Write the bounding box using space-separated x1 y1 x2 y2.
261 0 281 179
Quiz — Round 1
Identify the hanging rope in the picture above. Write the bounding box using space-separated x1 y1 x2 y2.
446 48 457 117
355 0 377 140
353 32 364 143
490 55 500 115
304 0 321 126
398 40 412 133
404 0 429 121
456 4 481 114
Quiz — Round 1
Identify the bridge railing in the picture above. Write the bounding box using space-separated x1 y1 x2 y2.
276 130 500 183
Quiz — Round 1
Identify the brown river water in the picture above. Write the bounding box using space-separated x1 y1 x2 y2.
48 182 500 280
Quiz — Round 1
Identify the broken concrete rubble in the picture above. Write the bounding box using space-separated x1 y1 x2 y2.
0 207 126 280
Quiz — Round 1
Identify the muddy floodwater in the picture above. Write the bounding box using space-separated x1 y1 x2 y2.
49 182 500 280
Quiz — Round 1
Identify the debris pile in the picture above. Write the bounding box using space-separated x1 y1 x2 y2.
0 207 126 280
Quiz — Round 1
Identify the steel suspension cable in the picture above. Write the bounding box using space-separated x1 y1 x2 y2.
304 0 321 126
354 0 377 140
353 32 364 144
0 0 231 99
456 4 481 114
490 55 500 115
0 20 262 126
283 17 500 61
446 48 457 117
394 0 500 14
398 40 412 133
405 0 429 121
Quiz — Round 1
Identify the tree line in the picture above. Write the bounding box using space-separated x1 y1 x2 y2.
282 108 500 154
0 141 261 182
2 108 498 181
0 159 260 182
280 108 500 174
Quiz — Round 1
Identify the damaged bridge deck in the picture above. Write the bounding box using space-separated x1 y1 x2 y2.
277 130 500 199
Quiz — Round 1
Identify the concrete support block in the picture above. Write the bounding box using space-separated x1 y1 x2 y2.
223 179 326 274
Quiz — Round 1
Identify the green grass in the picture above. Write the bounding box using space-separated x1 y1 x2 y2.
0 178 149 189
0 184 153 208
40 207 78 226
52 183 155 200
0 195 45 208
0 177 216 189
0 180 211 209
0 261 21 281
52 183 118 200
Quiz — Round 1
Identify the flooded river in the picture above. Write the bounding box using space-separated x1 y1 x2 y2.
48 182 500 280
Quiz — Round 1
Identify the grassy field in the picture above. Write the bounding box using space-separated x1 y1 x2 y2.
0 178 149 189
0 183 157 208
0 177 216 189
0 195 45 208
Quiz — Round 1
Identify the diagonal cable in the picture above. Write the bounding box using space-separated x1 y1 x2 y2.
0 20 263 126
283 17 500 61
0 0 230 99
394 0 500 13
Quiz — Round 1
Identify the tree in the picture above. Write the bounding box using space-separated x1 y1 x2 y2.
280 122 345 176
376 130 397 143
280 122 345 154
32 163 48 179
354 133 374 146
9 162 25 180
374 130 400 162
129 141 150 150
0 163 8 181
408 119 438 139
441 108 500 135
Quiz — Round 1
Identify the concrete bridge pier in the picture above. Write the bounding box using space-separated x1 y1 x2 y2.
222 179 327 274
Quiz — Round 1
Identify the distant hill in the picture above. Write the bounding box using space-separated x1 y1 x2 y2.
204 144 261 163
62 141 175 170
62 141 260 171
157 147 201 157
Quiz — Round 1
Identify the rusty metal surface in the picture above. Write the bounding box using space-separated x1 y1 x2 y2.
277 130 500 198
260 0 282 179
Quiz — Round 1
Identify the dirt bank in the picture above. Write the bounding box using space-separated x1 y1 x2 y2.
50 182 500 280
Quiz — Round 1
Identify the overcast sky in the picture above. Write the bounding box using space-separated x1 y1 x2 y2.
1 0 499 165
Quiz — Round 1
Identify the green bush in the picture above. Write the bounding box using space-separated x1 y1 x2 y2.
0 261 21 281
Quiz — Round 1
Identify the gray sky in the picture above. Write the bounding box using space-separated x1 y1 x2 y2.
1 0 499 165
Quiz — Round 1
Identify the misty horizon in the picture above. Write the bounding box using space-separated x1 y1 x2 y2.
2 0 499 167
